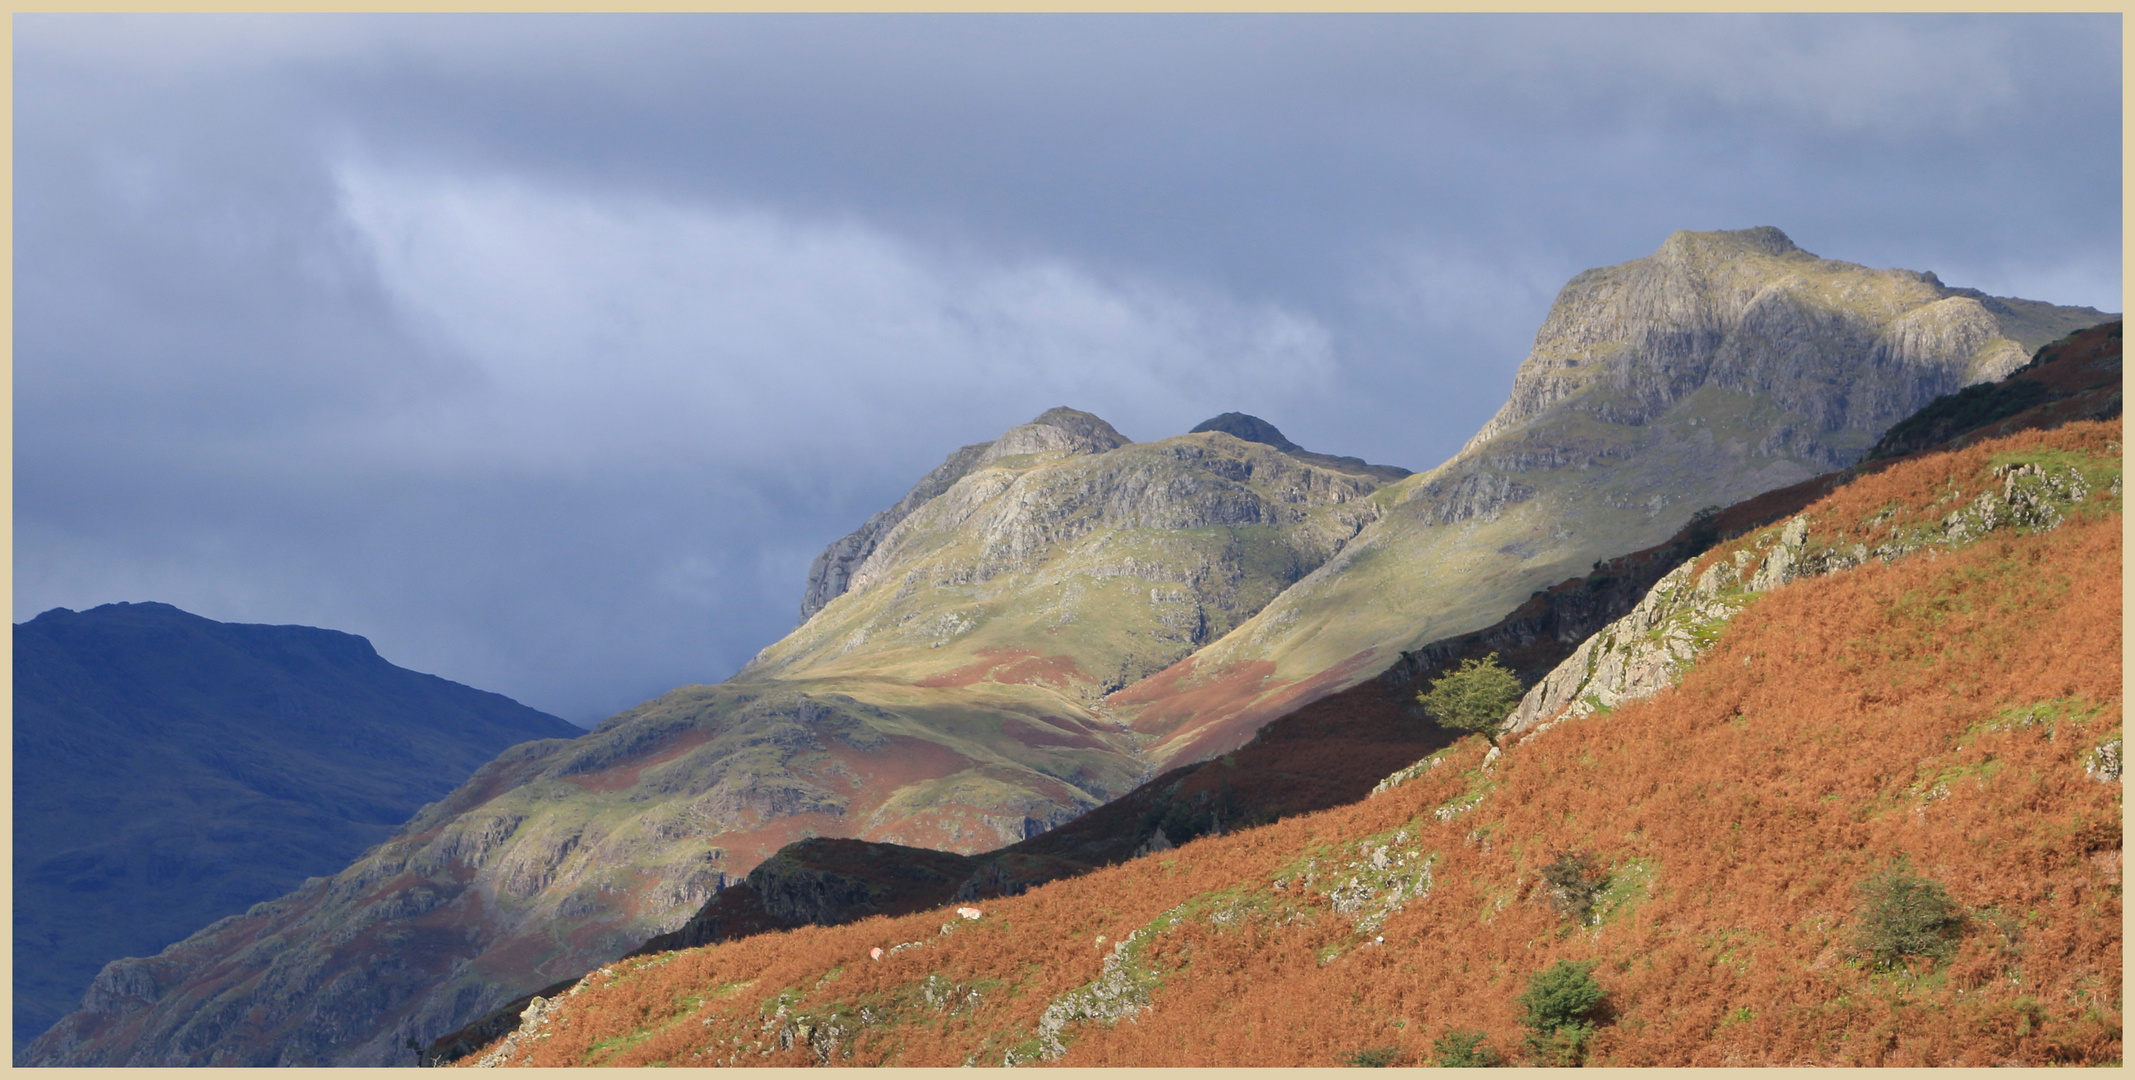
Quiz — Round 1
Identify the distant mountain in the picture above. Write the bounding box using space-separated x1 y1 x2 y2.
26 229 2115 1068
12 602 580 1057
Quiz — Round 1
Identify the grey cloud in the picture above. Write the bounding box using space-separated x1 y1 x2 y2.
13 14 2119 722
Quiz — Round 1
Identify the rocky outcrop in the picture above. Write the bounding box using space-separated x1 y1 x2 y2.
1865 320 2122 461
1190 411 1303 452
980 406 1132 463
1406 469 1536 526
1506 444 2120 741
802 409 1136 624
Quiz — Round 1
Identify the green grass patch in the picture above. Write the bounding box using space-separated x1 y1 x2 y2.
1593 857 1657 926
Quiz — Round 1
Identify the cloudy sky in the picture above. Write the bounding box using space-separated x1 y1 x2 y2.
14 14 2121 724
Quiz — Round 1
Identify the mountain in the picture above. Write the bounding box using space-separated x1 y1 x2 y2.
420 317 2122 1065
1110 228 2112 769
11 602 580 1057
440 416 2124 1068
24 228 2114 1067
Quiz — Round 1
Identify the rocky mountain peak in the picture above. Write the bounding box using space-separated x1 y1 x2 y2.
798 408 1133 624
1657 224 1805 261
1188 412 1303 453
1029 405 1129 445
1187 412 1410 483
1461 227 2112 458
981 406 1131 463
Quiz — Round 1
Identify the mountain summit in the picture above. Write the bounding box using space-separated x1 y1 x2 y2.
1190 412 1301 452
1188 413 1412 483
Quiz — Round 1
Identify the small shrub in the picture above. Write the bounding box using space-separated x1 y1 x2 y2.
1539 850 1609 925
1518 959 1605 1066
1431 1028 1503 1067
1419 654 1524 747
1852 856 1964 971
1345 1044 1402 1067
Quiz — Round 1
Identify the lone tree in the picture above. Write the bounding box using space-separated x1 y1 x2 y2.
1852 855 1964 971
1418 653 1524 747
1431 1028 1504 1067
1517 959 1606 1066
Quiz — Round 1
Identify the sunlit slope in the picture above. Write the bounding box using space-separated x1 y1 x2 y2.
1119 227 2113 767
463 420 2121 1069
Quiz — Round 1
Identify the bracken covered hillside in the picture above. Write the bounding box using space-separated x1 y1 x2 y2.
459 420 2120 1068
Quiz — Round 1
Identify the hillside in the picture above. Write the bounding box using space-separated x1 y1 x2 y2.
10 603 580 1057
420 317 2123 1063
23 229 2112 1068
452 418 2122 1068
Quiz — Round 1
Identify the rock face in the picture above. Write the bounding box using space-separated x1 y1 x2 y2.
1864 319 2122 461
28 231 2114 1068
11 603 580 1060
1110 228 2112 769
798 409 1144 623
800 442 991 624
1465 227 2047 454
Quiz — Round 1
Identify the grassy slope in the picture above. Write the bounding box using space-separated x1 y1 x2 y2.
469 420 2120 1068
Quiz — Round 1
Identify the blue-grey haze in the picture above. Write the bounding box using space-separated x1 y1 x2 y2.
13 13 2121 723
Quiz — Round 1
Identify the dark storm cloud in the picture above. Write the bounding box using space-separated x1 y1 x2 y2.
13 14 2119 722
